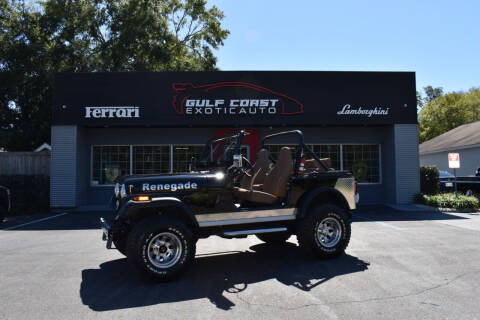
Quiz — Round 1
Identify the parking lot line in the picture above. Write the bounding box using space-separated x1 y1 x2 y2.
2 212 69 231
354 214 405 231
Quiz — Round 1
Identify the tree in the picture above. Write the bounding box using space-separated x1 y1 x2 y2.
423 85 443 104
0 0 229 151
417 85 443 110
418 88 480 143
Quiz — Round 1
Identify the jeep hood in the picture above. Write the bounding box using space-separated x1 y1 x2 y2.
117 171 226 194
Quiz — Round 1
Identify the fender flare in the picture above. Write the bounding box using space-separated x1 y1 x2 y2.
118 197 198 228
296 187 351 219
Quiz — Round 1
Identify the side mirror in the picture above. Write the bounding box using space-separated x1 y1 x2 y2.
233 154 243 168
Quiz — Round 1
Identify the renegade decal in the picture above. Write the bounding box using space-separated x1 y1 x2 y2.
142 182 198 192
172 82 304 116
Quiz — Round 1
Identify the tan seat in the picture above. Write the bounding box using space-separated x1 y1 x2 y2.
262 147 294 198
240 149 271 189
235 147 294 205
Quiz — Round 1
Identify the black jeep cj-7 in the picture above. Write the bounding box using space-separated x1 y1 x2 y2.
101 130 359 281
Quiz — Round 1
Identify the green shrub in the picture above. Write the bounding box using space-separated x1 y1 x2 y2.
416 193 479 209
0 175 50 215
420 166 439 194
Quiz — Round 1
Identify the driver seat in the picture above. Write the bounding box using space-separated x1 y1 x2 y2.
235 147 294 205
240 149 271 189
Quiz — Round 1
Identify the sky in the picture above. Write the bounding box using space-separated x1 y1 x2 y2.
209 0 479 94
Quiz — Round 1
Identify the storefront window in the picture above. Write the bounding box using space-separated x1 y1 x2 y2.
173 145 204 172
133 146 170 174
91 143 381 185
264 143 379 183
92 146 130 185
342 145 380 183
265 144 340 169
309 145 340 170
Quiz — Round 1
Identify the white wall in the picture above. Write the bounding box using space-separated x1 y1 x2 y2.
394 124 420 204
420 147 480 176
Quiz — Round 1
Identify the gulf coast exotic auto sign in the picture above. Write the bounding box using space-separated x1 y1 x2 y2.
52 71 417 126
172 82 304 116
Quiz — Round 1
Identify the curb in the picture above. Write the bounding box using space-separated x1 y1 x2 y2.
437 207 480 214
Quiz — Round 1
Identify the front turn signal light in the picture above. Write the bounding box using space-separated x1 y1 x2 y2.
133 195 150 202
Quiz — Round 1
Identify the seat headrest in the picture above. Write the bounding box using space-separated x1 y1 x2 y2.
278 147 293 164
256 149 270 162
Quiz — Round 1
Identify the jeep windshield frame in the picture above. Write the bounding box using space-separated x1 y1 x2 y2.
195 131 247 169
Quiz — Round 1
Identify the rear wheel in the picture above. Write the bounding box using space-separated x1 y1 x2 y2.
297 204 351 258
256 232 291 244
126 216 196 282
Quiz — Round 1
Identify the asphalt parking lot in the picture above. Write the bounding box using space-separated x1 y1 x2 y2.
1 206 480 320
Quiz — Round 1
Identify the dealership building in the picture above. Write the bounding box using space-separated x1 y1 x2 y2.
51 71 419 208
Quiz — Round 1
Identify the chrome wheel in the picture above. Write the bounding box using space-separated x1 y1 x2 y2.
315 217 342 248
147 232 182 269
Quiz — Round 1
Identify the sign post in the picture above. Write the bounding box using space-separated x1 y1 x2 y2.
448 153 460 197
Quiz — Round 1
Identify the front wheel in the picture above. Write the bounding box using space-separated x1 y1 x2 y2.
126 216 196 282
297 204 351 258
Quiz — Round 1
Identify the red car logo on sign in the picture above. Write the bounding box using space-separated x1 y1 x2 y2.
172 82 304 116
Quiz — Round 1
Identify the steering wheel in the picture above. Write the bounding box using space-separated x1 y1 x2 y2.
229 156 253 182
242 156 253 173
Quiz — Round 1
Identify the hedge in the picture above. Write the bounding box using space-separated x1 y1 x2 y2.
0 175 50 214
416 193 480 210
420 166 439 195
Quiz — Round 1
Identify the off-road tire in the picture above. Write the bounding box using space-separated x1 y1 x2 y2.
256 232 291 244
297 204 351 258
126 215 196 282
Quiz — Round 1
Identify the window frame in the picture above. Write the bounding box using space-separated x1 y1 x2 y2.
172 144 204 173
90 144 132 187
264 143 382 185
307 144 342 171
90 142 382 186
132 144 172 175
339 143 382 185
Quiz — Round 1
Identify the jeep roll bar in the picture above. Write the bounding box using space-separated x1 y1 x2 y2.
260 130 330 172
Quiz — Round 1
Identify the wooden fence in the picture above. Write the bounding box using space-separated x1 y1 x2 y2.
0 152 50 176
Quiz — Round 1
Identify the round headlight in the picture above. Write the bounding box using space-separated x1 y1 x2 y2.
114 183 120 197
120 184 127 198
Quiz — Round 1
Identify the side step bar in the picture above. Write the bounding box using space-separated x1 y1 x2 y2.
223 227 287 237
197 208 296 227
